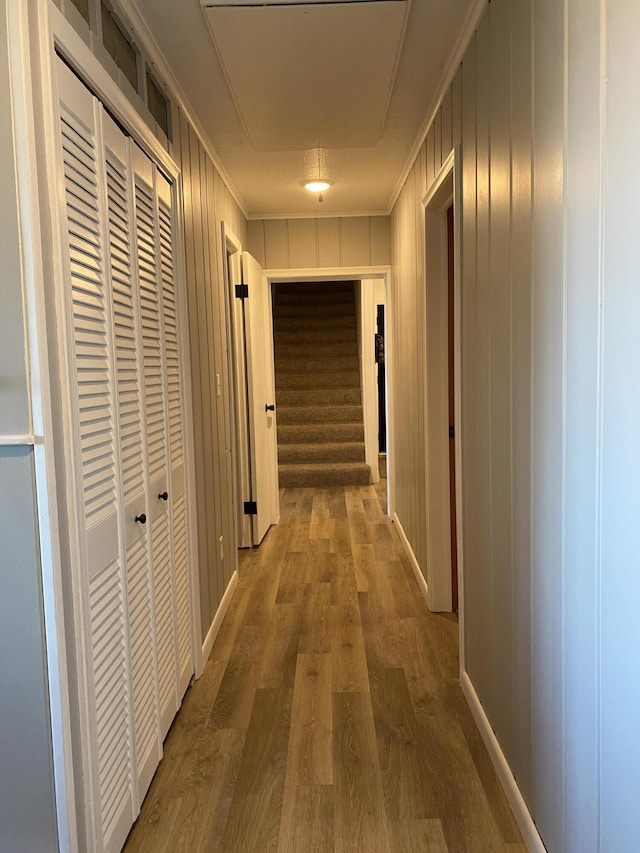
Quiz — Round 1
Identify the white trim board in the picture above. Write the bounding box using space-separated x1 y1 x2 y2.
200 570 238 668
392 511 429 605
461 673 548 853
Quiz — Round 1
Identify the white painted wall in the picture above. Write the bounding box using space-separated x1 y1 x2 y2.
391 0 640 850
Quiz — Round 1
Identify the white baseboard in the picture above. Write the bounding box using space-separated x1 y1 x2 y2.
392 511 429 605
460 672 547 853
199 570 238 671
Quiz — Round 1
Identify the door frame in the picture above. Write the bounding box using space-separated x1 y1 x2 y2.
262 265 394 516
421 148 465 647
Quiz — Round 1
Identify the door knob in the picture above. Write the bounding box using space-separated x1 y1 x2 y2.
265 404 275 412
134 513 147 524
158 491 169 501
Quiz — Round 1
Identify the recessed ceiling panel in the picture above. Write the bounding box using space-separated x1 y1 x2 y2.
202 1 409 152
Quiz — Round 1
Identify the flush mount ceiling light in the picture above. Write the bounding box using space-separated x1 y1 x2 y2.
303 147 333 201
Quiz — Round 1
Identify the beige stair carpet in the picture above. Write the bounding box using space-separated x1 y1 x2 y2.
273 281 372 488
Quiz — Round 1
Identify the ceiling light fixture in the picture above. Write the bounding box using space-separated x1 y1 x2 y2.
303 147 333 201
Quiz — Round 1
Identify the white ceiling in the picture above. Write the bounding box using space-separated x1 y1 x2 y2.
131 0 480 218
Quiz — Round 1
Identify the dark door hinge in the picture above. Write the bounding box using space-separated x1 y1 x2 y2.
244 500 257 515
449 425 455 439
235 283 249 299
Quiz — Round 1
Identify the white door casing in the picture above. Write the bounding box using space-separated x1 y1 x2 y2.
242 251 280 544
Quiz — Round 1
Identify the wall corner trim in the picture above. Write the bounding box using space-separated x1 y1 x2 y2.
460 673 548 853
392 511 429 605
199 570 238 672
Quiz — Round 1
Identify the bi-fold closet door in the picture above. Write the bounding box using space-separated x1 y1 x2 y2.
55 56 193 853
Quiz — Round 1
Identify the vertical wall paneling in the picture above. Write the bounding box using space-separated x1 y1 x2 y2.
471 9 493 712
370 217 391 267
531 0 566 846
508 0 533 809
264 219 290 269
459 30 478 694
434 108 443 174
247 219 266 268
452 67 463 149
288 218 318 268
488 0 513 762
181 120 212 637
317 217 341 267
197 139 223 617
441 86 453 162
562 0 601 849
599 1 640 849
340 217 371 266
426 125 436 187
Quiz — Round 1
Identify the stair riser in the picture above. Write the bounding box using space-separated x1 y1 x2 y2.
275 329 357 344
279 463 371 488
278 405 363 425
274 317 357 332
276 388 362 406
278 443 365 464
274 358 360 374
274 304 356 319
278 423 364 444
275 342 359 358
276 373 360 390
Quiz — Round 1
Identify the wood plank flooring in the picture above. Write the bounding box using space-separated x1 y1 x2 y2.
123 484 524 853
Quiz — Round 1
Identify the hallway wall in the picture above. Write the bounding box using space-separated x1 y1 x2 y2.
248 215 390 270
390 0 640 851
175 110 247 644
0 2 59 848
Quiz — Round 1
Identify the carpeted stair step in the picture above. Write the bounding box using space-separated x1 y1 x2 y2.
279 462 372 488
278 442 366 465
275 303 356 319
277 422 365 444
276 371 361 390
275 356 359 374
278 404 363 426
274 316 357 332
276 387 362 406
273 280 371 488
275 340 359 358
275 327 358 344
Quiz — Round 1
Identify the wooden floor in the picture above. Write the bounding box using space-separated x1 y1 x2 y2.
123 484 525 853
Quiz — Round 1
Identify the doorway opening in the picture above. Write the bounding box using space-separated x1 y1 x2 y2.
264 270 392 516
423 149 463 619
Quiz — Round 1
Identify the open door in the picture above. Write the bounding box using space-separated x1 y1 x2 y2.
242 251 279 544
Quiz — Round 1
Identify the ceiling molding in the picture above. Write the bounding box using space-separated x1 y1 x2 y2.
248 209 390 221
121 0 249 219
387 0 488 213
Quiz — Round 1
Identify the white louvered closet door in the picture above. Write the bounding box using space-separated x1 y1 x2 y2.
56 59 135 853
157 172 193 695
131 145 179 737
102 114 162 802
56 56 194 853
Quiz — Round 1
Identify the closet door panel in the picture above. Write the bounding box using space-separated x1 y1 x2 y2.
103 113 161 801
56 58 133 853
132 145 179 736
157 173 192 692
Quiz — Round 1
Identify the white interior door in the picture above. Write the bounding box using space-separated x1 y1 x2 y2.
242 251 279 544
227 248 253 548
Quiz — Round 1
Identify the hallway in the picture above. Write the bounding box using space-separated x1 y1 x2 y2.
123 485 524 853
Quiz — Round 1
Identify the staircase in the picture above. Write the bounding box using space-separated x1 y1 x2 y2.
273 281 372 488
